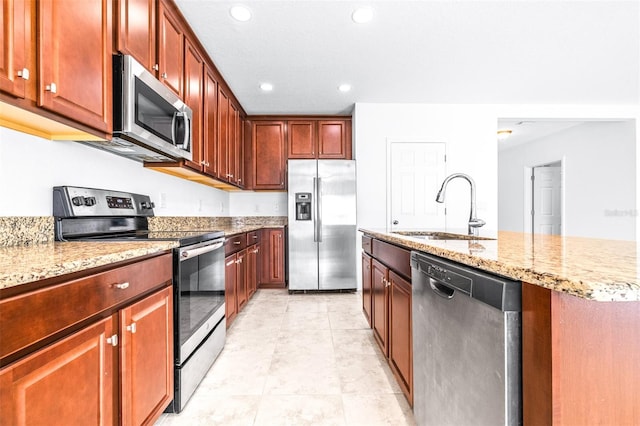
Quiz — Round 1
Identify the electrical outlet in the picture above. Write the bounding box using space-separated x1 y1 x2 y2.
219 202 224 213
198 199 203 212
159 192 167 208
274 203 280 211
255 204 260 212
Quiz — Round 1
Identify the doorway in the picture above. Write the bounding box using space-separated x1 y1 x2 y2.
530 161 563 235
387 141 446 231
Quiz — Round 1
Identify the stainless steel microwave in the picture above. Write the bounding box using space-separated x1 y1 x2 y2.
83 54 193 163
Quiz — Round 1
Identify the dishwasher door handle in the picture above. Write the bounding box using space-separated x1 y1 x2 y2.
428 277 455 299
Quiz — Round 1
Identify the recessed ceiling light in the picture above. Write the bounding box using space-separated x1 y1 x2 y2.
338 84 352 92
259 83 273 91
352 7 373 24
230 5 252 22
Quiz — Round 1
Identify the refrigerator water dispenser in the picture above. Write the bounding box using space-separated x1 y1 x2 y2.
295 193 312 220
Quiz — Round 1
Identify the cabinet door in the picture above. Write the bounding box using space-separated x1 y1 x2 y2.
260 228 286 286
236 249 247 311
228 102 239 183
287 120 315 158
38 0 112 133
217 87 230 182
0 0 30 98
318 120 351 159
234 108 245 187
117 0 156 73
362 252 373 327
371 258 389 357
0 316 116 426
252 121 286 190
183 38 204 171
202 68 217 177
246 243 259 299
120 287 173 426
225 253 237 325
157 0 183 97
389 271 413 406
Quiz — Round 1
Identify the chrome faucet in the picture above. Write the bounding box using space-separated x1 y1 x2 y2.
435 173 486 236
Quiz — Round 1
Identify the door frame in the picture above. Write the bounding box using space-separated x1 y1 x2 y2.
523 157 566 235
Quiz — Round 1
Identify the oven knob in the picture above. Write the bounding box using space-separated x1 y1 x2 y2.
141 201 155 209
84 196 96 206
72 196 85 206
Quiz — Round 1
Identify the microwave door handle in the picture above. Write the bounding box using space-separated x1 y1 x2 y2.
171 111 190 149
171 112 178 146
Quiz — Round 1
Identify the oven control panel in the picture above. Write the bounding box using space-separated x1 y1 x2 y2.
53 186 155 217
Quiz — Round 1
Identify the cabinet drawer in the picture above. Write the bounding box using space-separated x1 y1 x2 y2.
0 253 172 363
246 231 260 245
372 239 411 280
225 234 246 255
362 235 372 255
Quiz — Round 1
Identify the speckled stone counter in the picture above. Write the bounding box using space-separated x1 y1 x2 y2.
361 229 639 302
0 241 177 290
0 217 54 247
148 216 286 232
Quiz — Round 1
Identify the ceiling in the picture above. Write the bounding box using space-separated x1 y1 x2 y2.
174 0 639 116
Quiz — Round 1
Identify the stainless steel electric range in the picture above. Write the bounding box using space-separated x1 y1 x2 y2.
53 186 226 413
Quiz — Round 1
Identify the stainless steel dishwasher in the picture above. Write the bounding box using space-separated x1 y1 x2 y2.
411 251 522 426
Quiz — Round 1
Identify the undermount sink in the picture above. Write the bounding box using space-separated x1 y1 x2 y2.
392 231 495 241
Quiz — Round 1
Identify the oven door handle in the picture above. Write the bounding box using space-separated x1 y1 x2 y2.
180 241 224 261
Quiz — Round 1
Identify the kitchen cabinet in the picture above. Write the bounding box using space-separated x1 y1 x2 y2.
230 103 244 187
389 270 412 406
246 243 260 299
225 233 259 326
183 38 204 172
38 0 112 133
0 0 31 99
235 249 248 311
116 0 156 73
259 228 286 288
522 282 640 425
225 252 238 325
217 86 230 182
361 251 373 327
364 236 413 405
0 253 173 426
202 67 218 177
158 0 183 98
252 121 287 190
286 119 352 160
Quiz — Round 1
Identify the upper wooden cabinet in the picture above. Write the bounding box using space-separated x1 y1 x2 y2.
116 0 157 73
252 121 287 190
217 86 230 181
158 0 184 97
38 0 112 133
0 0 31 99
183 38 204 172
202 68 218 177
287 119 352 160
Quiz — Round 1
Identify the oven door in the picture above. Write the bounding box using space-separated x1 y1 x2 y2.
174 238 225 364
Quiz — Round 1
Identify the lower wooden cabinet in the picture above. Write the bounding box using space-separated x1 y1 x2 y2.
0 284 173 426
225 252 238 325
225 231 262 327
246 242 260 299
259 228 286 288
364 236 413 406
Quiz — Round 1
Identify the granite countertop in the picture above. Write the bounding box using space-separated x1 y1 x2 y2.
0 241 177 290
361 229 640 302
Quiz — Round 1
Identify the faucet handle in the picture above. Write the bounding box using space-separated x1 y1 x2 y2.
469 218 486 228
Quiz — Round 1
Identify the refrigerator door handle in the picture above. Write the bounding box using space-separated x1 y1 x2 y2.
315 177 322 242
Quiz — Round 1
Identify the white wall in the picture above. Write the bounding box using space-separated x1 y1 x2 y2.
354 103 499 236
498 121 636 240
229 191 287 217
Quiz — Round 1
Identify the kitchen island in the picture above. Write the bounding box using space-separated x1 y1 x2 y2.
361 229 640 425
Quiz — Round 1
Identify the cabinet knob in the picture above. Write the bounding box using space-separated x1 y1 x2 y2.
106 334 118 346
126 323 137 334
153 64 159 71
45 83 57 93
17 68 29 80
113 282 130 290
161 72 167 79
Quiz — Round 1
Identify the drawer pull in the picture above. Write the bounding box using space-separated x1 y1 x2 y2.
126 323 137 334
45 82 57 93
233 241 241 245
17 68 30 80
113 282 130 290
106 334 118 346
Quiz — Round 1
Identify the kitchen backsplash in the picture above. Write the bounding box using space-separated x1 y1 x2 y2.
1 216 287 246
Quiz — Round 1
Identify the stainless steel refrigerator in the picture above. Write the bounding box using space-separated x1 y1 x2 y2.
288 160 357 291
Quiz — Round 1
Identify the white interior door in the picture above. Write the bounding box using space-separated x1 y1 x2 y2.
389 142 446 231
532 165 562 235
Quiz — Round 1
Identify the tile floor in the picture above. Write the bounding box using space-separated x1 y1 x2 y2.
156 289 416 426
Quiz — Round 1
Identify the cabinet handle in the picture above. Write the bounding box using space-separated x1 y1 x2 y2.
45 83 57 93
17 68 30 80
153 64 159 71
113 282 130 290
205 162 210 166
253 235 258 239
161 72 167 79
126 323 137 334
226 260 235 266
233 241 241 245
236 258 243 264
106 334 118 346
